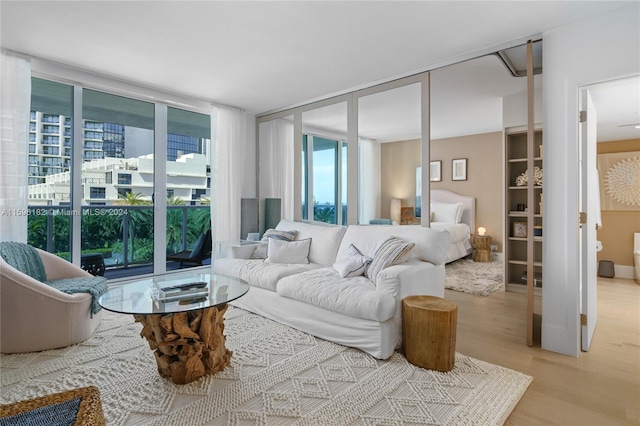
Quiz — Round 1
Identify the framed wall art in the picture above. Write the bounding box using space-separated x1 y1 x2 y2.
452 158 467 181
513 221 527 238
430 160 442 182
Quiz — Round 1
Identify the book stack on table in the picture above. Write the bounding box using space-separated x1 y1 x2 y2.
151 280 209 303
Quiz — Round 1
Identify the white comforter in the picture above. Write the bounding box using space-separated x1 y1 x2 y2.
430 222 470 243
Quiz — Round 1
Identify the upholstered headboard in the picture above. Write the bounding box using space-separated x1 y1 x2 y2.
430 189 475 231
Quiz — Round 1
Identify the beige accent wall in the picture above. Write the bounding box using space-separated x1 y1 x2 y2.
381 131 504 251
597 138 640 267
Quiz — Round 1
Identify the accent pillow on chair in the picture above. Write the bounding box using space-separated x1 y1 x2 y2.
189 232 206 258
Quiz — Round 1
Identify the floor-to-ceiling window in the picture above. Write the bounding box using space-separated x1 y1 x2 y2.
26 77 212 278
81 89 155 271
165 107 211 269
27 78 73 256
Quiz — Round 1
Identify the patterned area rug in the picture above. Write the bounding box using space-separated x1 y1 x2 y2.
445 259 504 296
1 307 530 425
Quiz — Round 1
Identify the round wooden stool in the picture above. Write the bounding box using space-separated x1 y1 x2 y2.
402 295 458 372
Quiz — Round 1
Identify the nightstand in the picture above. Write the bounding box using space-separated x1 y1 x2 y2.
473 235 492 262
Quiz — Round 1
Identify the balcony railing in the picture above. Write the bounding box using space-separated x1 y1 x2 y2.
302 203 348 225
26 204 211 279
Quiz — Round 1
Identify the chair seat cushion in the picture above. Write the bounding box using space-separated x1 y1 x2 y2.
45 276 108 317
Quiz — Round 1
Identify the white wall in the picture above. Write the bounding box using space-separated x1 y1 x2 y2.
502 84 543 129
542 3 640 356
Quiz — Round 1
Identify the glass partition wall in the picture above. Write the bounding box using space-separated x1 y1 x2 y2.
256 74 429 227
358 83 422 225
258 115 295 231
301 102 348 225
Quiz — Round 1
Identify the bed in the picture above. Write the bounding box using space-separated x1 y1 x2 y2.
428 189 475 264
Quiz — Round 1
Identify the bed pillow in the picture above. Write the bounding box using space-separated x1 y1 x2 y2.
251 229 297 259
265 238 311 264
333 244 372 278
365 237 415 285
431 201 462 224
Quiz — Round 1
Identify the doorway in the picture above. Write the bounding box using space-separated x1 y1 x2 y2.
578 75 640 351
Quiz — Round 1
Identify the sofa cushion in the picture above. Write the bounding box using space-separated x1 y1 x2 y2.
365 237 414 284
266 238 311 264
336 225 450 266
276 267 396 322
238 259 319 291
276 219 346 267
332 244 371 278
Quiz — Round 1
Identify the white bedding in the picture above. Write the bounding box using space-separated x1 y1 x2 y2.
430 222 472 263
430 222 470 243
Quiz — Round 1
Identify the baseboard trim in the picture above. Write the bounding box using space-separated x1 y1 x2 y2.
614 264 634 280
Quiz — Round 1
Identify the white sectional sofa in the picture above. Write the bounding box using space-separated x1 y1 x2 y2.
213 219 450 359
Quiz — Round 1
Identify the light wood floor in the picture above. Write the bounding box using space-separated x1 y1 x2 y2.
445 277 640 425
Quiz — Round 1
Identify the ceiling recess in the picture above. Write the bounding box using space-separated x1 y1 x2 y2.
495 40 543 77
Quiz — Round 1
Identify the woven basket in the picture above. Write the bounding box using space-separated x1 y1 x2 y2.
0 386 106 426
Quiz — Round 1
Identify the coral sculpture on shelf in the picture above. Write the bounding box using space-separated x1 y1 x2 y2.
515 166 543 186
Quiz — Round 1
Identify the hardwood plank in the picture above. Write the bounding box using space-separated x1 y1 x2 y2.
445 277 640 425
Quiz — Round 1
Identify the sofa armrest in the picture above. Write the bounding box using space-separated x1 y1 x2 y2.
222 244 258 259
375 261 445 300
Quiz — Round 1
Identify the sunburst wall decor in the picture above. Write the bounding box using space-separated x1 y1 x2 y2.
597 151 640 211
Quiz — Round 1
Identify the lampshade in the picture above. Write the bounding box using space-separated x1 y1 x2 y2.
390 199 402 224
477 226 486 236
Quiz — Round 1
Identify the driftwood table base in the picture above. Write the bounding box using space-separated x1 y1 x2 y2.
134 304 232 384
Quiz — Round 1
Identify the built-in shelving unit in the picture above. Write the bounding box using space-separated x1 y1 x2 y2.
505 128 543 294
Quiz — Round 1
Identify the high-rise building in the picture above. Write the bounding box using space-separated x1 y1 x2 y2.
28 112 210 205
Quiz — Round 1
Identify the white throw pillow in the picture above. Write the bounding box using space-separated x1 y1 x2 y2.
431 201 462 224
265 238 311 264
332 244 372 278
251 229 297 259
365 237 415 285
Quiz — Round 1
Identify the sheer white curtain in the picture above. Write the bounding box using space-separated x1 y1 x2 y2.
212 105 251 242
259 118 295 221
358 138 381 224
0 53 31 243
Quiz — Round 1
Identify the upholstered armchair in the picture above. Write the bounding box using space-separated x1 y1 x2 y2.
0 244 105 353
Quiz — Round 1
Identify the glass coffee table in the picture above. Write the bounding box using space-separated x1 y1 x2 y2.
98 271 249 384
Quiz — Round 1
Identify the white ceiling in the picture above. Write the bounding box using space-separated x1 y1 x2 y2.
1 1 638 141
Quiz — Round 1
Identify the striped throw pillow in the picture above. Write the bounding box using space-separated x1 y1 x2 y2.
365 237 415 285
